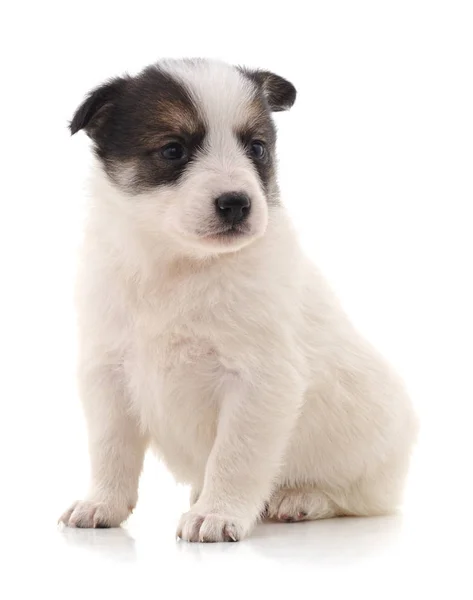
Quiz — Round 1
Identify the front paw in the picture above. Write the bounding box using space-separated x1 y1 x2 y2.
59 500 132 529
177 508 253 543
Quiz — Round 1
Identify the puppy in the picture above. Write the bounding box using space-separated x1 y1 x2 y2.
60 59 418 542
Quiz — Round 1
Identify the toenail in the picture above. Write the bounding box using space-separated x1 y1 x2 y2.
280 514 295 522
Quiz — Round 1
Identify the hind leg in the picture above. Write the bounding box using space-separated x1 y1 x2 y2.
267 486 340 522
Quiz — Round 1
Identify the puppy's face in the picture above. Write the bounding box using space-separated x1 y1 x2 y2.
71 59 296 255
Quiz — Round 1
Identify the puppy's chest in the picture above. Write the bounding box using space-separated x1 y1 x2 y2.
125 299 227 456
127 278 248 376
125 293 227 401
122 273 274 409
133 302 219 370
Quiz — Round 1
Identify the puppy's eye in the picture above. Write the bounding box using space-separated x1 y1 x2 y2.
250 141 266 160
160 142 187 161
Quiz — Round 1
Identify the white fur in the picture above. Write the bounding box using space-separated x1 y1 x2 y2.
60 60 418 542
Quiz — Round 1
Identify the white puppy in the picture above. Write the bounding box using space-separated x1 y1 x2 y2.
60 59 418 542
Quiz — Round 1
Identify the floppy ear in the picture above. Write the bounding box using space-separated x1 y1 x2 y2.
69 77 129 138
242 69 297 112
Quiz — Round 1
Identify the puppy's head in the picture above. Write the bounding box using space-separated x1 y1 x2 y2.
71 59 296 255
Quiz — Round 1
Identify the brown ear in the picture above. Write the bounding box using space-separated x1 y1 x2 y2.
69 76 129 138
241 68 297 112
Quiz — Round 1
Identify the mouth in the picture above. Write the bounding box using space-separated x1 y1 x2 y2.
201 223 250 242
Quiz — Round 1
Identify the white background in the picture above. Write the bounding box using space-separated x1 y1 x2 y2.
1 1 472 598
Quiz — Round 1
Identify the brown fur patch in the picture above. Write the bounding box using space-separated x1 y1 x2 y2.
71 65 206 190
235 94 278 198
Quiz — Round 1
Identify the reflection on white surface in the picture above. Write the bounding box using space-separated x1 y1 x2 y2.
57 514 404 568
174 515 404 566
59 526 137 563
5 495 469 600
250 516 403 565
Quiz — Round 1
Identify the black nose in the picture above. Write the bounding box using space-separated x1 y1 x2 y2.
215 193 251 225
